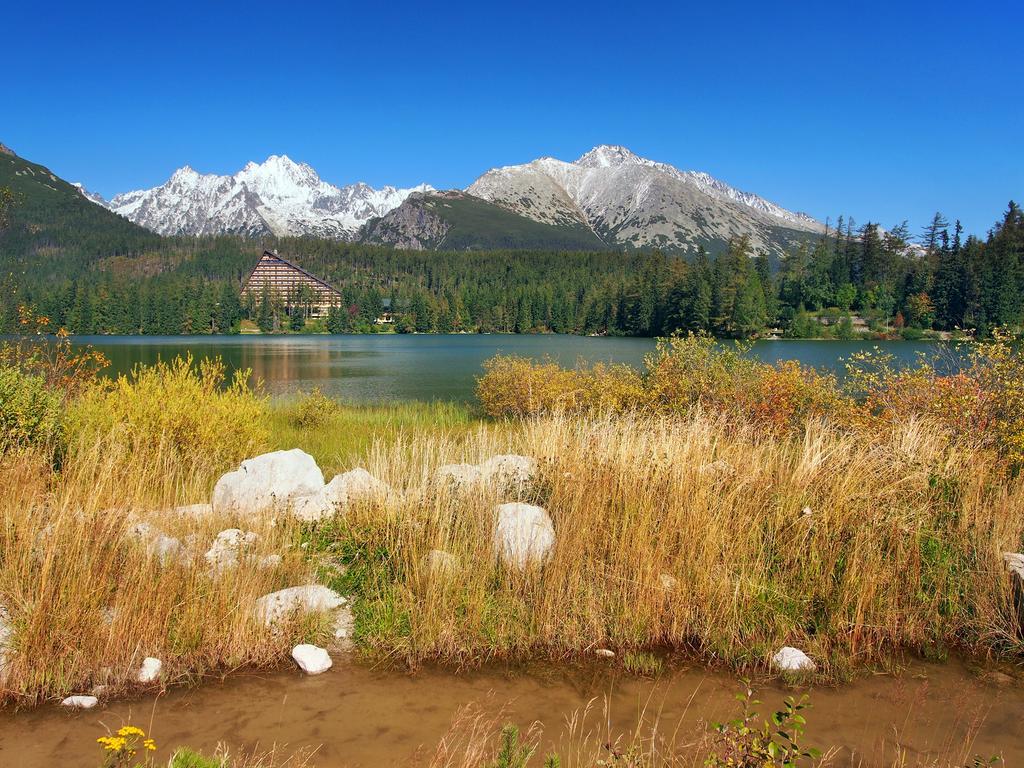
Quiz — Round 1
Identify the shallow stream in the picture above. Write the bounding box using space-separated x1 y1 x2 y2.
0 660 1019 767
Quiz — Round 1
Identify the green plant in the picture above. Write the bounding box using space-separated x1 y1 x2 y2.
168 748 224 768
622 650 663 677
287 388 340 429
0 365 63 454
705 684 821 767
488 725 538 768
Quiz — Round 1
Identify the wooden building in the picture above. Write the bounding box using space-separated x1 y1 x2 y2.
241 250 342 317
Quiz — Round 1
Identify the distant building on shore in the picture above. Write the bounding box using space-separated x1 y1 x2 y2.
241 249 342 317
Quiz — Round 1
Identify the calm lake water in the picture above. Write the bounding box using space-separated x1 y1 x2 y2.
73 335 960 402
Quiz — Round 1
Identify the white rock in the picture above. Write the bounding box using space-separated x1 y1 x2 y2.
129 523 183 565
772 646 816 672
137 657 162 683
258 553 283 569
801 506 813 518
212 449 325 518
172 503 213 518
325 468 385 506
699 459 735 477
290 491 334 523
291 643 332 675
1004 552 1024 579
594 648 615 658
481 454 538 489
255 585 346 628
0 604 13 672
425 549 460 578
659 573 678 590
204 528 258 570
61 695 98 709
436 463 483 489
493 502 555 569
332 605 356 648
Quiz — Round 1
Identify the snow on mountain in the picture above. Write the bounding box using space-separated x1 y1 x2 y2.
71 182 108 207
106 156 431 239
466 145 824 255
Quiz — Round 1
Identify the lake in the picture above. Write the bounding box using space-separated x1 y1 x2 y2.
73 335 960 402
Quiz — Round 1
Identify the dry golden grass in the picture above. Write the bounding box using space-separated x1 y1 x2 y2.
325 413 1024 676
0 445 313 706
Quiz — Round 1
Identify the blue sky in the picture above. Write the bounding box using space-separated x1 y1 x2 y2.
6 0 1021 236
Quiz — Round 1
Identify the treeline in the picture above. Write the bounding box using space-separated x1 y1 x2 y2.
1 196 1022 338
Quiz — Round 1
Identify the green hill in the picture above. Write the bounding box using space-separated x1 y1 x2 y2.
0 144 160 280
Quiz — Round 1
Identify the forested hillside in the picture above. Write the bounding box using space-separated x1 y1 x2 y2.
0 145 1021 339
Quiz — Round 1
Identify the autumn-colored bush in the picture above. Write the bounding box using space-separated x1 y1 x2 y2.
67 354 269 500
845 333 1024 467
478 335 847 435
477 355 644 417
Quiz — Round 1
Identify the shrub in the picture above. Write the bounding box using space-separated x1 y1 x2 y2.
286 388 341 429
478 335 847 434
0 365 63 454
67 354 269 487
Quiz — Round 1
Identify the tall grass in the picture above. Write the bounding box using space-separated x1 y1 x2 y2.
313 413 1024 676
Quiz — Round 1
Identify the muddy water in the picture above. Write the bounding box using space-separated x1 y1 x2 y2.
0 661 1020 767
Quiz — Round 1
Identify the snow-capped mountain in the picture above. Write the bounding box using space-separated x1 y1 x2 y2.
106 155 431 239
466 145 824 255
71 182 107 207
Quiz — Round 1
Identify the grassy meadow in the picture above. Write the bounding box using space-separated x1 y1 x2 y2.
1 323 1024 710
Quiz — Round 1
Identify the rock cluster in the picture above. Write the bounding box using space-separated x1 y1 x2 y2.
212 449 385 522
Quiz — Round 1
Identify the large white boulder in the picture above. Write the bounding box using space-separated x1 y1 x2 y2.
212 449 325 518
292 644 332 675
772 646 816 672
204 528 258 571
254 585 346 628
61 695 98 709
493 502 555 569
137 657 162 683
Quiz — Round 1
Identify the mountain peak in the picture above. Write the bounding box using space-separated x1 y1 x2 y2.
575 145 643 168
0 142 14 157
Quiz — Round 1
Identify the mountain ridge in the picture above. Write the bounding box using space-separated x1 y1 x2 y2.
69 144 826 255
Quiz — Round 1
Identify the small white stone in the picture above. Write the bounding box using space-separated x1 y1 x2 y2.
137 657 162 683
172 503 213 518
61 695 98 709
801 506 813 518
772 646 816 672
0 604 12 671
594 648 615 658
258 554 283 569
332 605 356 648
659 573 678 590
436 463 483 489
291 644 332 675
205 528 258 571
